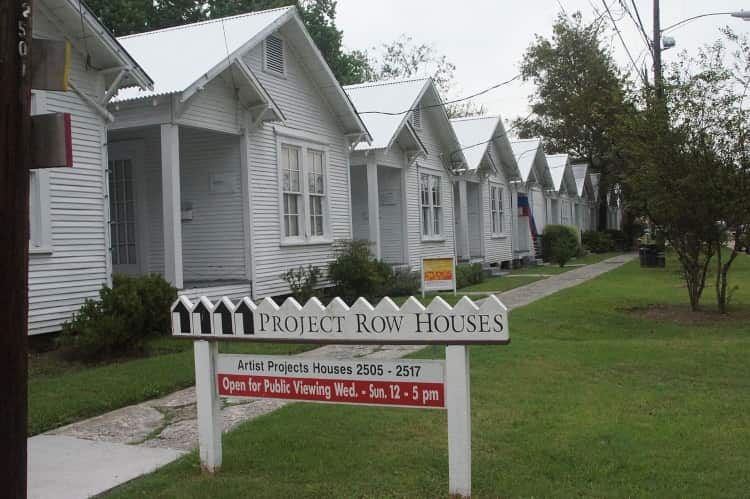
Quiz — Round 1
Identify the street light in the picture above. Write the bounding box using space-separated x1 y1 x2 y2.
654 7 750 98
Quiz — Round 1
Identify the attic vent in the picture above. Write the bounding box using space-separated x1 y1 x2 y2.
264 35 285 75
410 107 422 129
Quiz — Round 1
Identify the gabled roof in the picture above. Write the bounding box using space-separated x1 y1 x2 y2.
510 138 543 182
39 0 153 91
546 154 572 193
451 116 521 180
344 78 429 151
112 7 367 136
572 163 589 197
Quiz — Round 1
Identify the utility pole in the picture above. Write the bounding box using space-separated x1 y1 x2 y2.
0 1 33 497
653 0 663 99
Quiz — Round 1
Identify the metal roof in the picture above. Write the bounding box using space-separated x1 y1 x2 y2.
39 0 153 91
344 78 429 150
571 163 589 197
450 116 498 170
546 154 570 192
114 7 293 102
110 6 368 137
510 138 543 182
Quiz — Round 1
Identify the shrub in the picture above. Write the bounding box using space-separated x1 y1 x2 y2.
281 265 322 304
456 263 485 289
605 229 629 251
58 273 177 362
582 230 614 253
328 240 392 302
380 268 420 297
542 225 580 267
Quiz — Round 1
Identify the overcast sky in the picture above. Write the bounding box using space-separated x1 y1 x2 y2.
335 0 750 125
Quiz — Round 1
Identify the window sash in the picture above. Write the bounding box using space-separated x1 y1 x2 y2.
490 185 504 234
280 142 328 241
420 173 442 237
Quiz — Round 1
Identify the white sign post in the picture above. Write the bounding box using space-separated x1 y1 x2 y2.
172 294 509 497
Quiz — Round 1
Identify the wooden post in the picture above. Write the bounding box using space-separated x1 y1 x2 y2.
366 156 381 259
446 345 471 497
0 1 32 497
160 123 183 288
194 340 222 472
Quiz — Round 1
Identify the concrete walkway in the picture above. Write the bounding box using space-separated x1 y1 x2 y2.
28 253 636 498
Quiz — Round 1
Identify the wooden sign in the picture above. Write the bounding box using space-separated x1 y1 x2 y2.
171 295 508 345
31 38 70 91
31 112 72 169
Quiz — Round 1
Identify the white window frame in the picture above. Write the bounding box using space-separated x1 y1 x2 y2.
263 34 286 78
420 173 443 240
29 91 53 255
489 183 505 237
276 133 331 246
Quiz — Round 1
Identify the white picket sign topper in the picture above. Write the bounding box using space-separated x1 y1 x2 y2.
174 294 510 498
171 295 508 345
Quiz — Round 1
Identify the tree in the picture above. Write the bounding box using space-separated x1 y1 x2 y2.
367 35 485 118
87 0 369 85
619 36 750 312
514 12 634 229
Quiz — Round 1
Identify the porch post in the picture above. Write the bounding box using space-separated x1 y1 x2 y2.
510 183 519 255
366 155 381 259
456 179 470 261
161 124 183 289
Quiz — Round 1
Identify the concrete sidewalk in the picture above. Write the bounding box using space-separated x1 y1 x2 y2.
28 253 636 498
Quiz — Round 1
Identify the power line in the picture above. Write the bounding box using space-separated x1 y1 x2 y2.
601 0 648 85
448 111 535 163
358 74 521 116
620 0 653 58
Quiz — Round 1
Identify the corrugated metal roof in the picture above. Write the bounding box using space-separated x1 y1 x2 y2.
450 116 499 170
571 163 588 197
510 138 542 182
113 7 293 102
344 78 429 150
546 154 569 191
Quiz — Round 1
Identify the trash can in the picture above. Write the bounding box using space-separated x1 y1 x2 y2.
640 244 665 268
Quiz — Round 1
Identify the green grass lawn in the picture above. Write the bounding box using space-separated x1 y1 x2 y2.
510 251 622 275
103 253 750 498
29 339 313 435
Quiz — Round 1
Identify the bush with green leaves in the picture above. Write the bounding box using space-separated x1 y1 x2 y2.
281 265 322 304
605 229 629 251
380 268 420 297
328 240 392 302
542 225 581 267
58 273 176 362
456 263 485 289
582 230 614 253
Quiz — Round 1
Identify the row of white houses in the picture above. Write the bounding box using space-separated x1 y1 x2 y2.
28 1 622 334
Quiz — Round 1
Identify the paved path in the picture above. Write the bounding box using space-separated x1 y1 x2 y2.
28 253 636 498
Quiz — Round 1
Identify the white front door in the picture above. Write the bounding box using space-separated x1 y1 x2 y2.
108 142 146 277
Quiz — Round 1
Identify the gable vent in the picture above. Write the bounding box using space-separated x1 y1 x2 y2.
410 107 422 128
265 35 285 75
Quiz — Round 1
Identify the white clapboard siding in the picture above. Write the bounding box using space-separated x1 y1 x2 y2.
109 125 246 281
481 149 513 265
178 77 243 135
406 105 456 272
242 32 352 298
378 166 405 264
27 12 109 334
349 165 370 241
178 282 252 302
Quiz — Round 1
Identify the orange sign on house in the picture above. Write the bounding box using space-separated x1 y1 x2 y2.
422 257 456 296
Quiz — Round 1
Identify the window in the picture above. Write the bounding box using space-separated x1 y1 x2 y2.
108 158 137 265
29 171 52 252
308 149 325 236
281 145 302 237
420 173 442 238
410 107 422 129
490 184 504 235
279 140 329 243
264 34 285 75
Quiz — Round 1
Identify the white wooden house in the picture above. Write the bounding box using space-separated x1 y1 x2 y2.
450 116 521 268
107 7 369 301
509 138 554 260
545 154 578 228
28 0 153 334
571 163 596 231
343 78 464 271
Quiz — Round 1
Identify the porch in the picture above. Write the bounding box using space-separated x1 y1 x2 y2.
453 179 484 262
107 124 252 299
